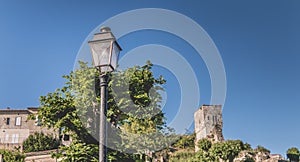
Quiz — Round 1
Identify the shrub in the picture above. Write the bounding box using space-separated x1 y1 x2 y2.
22 132 59 153
287 147 300 162
0 149 25 162
169 151 198 162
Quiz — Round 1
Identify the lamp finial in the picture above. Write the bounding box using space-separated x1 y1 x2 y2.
100 26 111 33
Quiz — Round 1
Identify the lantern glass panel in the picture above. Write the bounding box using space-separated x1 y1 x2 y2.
89 41 111 69
110 42 121 70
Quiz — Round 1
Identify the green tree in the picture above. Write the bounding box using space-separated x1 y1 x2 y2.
34 61 170 161
192 138 214 161
0 149 25 162
243 143 252 151
22 132 59 153
287 147 300 162
210 140 245 162
173 133 195 149
106 61 175 159
54 143 98 162
254 145 270 154
194 150 215 162
197 138 212 152
169 150 198 162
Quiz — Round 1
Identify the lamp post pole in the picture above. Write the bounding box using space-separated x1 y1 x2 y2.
99 74 108 162
88 26 122 162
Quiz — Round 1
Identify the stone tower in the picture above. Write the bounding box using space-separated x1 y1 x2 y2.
194 105 224 151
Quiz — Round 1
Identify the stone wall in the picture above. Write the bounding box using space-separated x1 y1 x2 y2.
25 149 57 162
234 150 287 162
194 105 224 151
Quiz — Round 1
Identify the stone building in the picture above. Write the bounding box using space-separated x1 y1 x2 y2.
0 107 64 150
194 105 224 151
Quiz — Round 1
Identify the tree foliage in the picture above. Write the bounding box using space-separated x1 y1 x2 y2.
190 139 251 162
173 133 195 149
287 147 300 162
209 140 245 162
197 138 212 152
53 142 98 162
22 132 59 153
254 145 270 154
34 61 171 161
169 150 198 162
0 149 25 162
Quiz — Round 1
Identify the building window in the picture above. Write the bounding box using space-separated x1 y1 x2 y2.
5 134 9 142
11 134 19 143
15 117 21 126
6 118 10 125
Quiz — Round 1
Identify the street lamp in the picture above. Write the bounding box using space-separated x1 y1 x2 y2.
88 26 122 162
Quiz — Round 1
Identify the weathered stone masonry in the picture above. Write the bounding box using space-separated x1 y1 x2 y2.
194 105 224 151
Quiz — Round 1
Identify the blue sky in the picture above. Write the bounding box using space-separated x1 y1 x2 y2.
0 0 299 156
